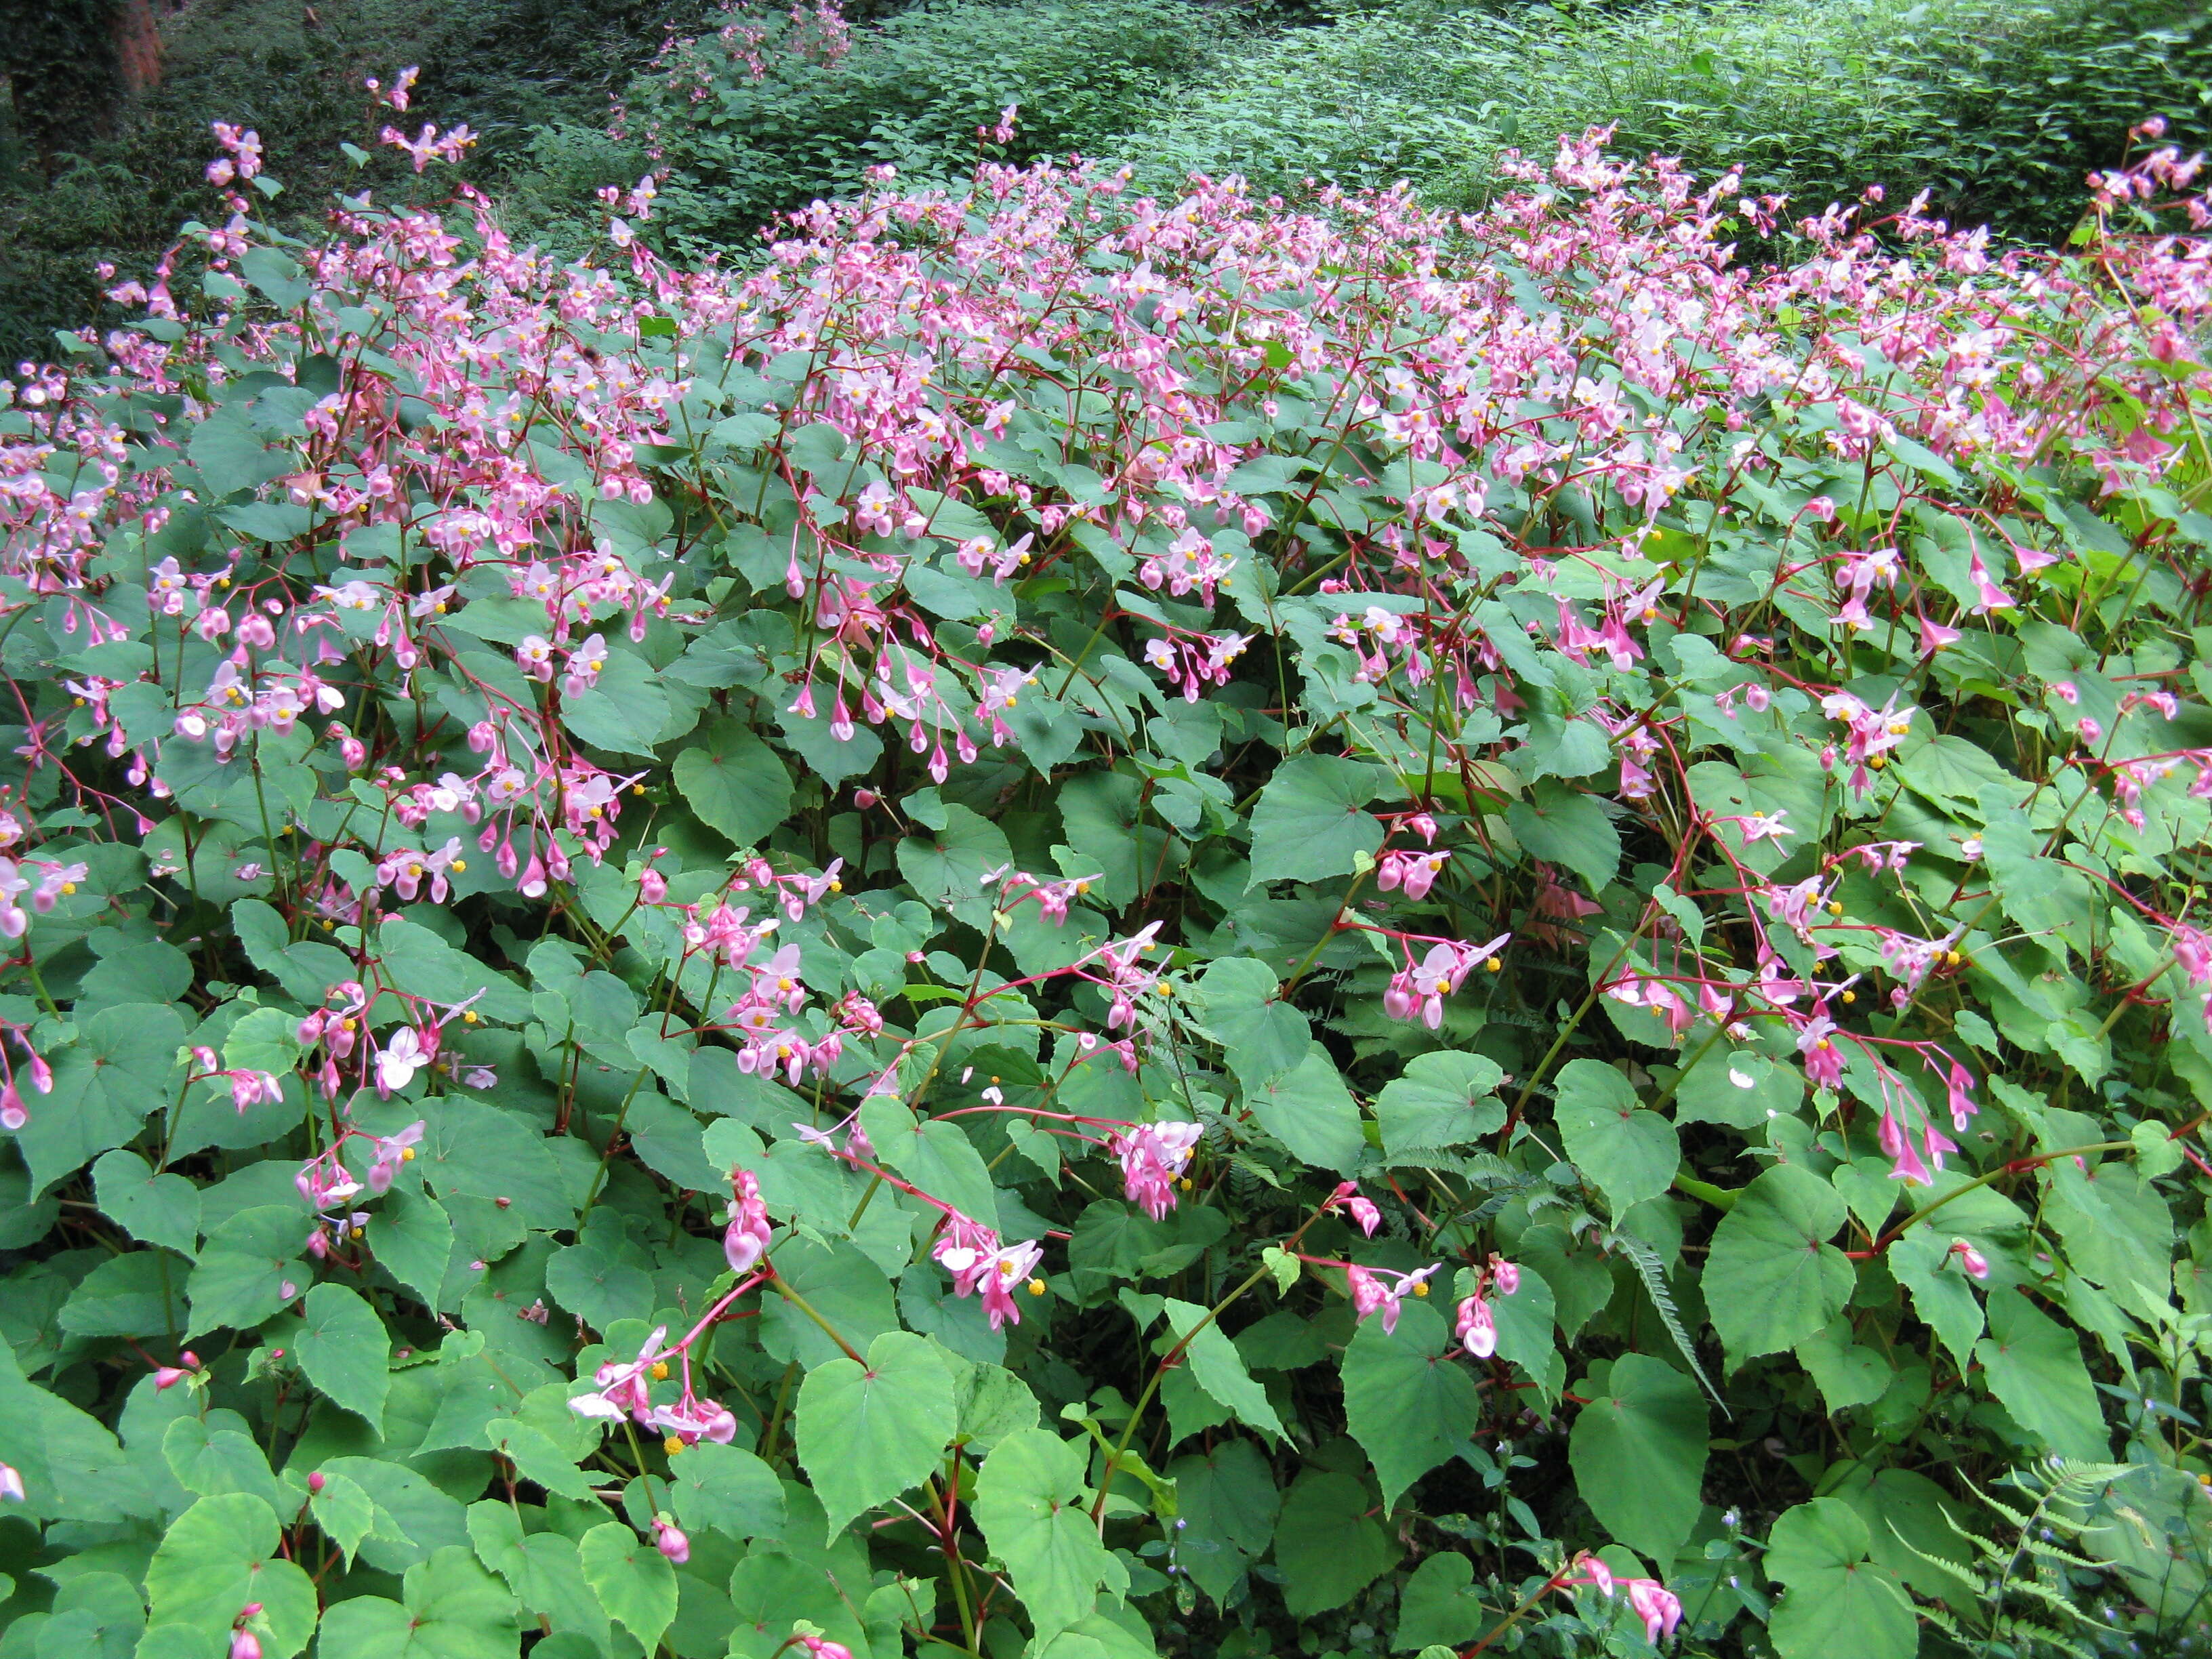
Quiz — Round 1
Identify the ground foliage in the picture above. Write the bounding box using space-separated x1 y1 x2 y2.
1 100 2211 1659
1112 0 2212 240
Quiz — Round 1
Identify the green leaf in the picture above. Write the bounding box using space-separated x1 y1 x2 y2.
1566 1353 1708 1568
1160 1298 1284 1443
1271 1469 1398 1616
860 1099 999 1229
36 1571 145 1659
1168 1439 1277 1605
1196 957 1311 1090
1553 1059 1678 1214
186 1206 310 1337
1887 1227 1986 1371
561 648 672 757
144 1494 320 1657
1341 1300 1481 1510
1374 1051 1505 1156
1765 1498 1917 1659
317 1544 521 1659
974 1428 1126 1639
369 1187 454 1311
673 717 796 847
321 1455 473 1573
0 1339 135 1523
760 1239 900 1372
1504 781 1620 893
163 1415 287 1512
1795 1315 1893 1414
1975 1286 2110 1460
796 1330 959 1537
579 1522 678 1654
466 1505 609 1650
16 1003 186 1195
91 1149 202 1256
672 1440 787 1542
1394 1553 1490 1652
293 1283 390 1434
895 805 1015 928
375 920 535 1024
726 1548 872 1659
58 1250 185 1338
186 409 291 497
1704 1164 1854 1366
1247 755 1386 887
545 1236 654 1334
1244 1047 1366 1173
310 1467 378 1566
412 1098 573 1230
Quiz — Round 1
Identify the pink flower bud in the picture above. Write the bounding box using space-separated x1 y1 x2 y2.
231 1629 262 1659
155 1367 188 1389
308 1471 327 1494
653 1517 689 1565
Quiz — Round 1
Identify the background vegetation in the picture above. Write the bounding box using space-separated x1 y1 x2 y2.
5 0 2209 365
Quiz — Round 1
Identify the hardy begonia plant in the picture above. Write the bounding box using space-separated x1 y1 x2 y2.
0 81 2208 1659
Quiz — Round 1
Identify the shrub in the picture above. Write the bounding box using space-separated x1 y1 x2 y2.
0 0 723 365
1118 0 2212 240
611 0 1233 251
1 113 2210 1659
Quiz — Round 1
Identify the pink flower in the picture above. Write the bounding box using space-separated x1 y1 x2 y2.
1112 1121 1203 1220
931 1212 1002 1298
1967 550 2014 614
230 1630 262 1659
723 1170 773 1273
649 1393 737 1446
653 1517 689 1565
365 1120 425 1193
1950 1240 1990 1280
569 1326 669 1427
1324 1181 1381 1236
1795 1010 1844 1090
0 1463 24 1502
0 1082 25 1132
1454 1293 1496 1358
799 1639 854 1659
977 1240 1044 1330
1490 1256 1520 1296
1940 1061 1977 1132
1879 1111 1931 1186
1375 849 1448 901
1624 1578 1683 1645
1346 1263 1437 1335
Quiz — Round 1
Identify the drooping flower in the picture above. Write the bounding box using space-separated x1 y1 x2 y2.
1950 1239 1990 1280
723 1170 773 1273
1112 1121 1203 1220
1346 1263 1437 1336
1454 1292 1496 1358
365 1121 426 1193
374 1027 430 1095
569 1326 670 1426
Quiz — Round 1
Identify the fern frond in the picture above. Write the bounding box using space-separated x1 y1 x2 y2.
1607 1227 1727 1414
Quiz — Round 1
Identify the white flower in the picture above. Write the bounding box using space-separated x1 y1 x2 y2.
375 1027 428 1094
